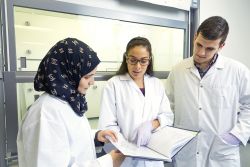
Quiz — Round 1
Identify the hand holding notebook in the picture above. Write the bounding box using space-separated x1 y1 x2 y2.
107 126 198 162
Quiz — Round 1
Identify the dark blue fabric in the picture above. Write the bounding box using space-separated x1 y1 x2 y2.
34 38 100 116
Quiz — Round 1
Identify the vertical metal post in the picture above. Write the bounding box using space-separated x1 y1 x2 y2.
4 71 18 156
2 0 18 157
0 78 6 167
0 81 6 167
0 0 7 166
184 24 189 59
190 0 200 56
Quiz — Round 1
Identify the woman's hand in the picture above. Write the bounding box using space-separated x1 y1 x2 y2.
132 121 153 147
109 150 126 167
97 129 118 143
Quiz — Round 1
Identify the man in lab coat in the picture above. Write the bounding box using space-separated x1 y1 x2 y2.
166 16 250 167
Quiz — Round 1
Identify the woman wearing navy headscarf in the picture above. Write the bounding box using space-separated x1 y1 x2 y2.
17 38 125 167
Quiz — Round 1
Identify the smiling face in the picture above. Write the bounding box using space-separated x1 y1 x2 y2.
193 33 225 69
126 46 150 82
77 66 98 94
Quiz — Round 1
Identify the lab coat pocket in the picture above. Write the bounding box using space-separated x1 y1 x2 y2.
210 136 239 162
211 85 237 109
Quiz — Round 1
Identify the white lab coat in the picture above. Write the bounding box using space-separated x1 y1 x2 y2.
17 93 113 167
166 54 250 167
98 73 174 167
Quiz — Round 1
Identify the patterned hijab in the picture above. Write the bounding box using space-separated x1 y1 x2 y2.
34 38 100 116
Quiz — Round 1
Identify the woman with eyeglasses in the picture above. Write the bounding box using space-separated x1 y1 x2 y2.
98 37 174 167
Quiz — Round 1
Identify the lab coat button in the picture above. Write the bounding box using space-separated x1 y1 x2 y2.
200 86 203 88
199 108 202 110
197 152 199 154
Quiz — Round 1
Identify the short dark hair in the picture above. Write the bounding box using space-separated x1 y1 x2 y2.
116 37 154 76
197 16 229 46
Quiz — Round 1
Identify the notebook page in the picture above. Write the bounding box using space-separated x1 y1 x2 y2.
146 126 197 158
107 133 171 161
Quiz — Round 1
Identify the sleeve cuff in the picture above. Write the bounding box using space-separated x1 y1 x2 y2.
157 115 170 129
152 117 165 132
230 130 247 146
97 154 113 167
94 130 105 147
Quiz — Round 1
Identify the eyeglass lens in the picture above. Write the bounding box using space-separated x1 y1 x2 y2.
128 58 149 65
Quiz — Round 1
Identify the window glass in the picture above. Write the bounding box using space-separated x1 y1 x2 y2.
17 81 106 125
14 7 185 72
14 7 119 72
118 22 185 71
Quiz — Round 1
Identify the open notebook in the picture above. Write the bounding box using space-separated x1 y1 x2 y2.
107 126 198 162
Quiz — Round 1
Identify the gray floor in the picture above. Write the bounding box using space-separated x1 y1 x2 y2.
7 160 18 167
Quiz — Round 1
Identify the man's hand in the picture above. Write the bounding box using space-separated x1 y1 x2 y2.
97 129 118 143
220 133 241 145
109 150 126 167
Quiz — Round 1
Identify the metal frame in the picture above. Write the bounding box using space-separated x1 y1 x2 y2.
190 0 200 56
4 0 189 72
14 71 171 83
1 0 194 165
3 72 18 156
0 1 7 166
0 74 6 167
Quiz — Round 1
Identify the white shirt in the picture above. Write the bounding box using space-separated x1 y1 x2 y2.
98 73 174 167
17 93 113 167
166 54 250 167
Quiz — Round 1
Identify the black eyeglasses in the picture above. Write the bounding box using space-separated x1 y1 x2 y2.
126 56 151 66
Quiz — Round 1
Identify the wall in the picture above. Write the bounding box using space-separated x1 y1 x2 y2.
56 0 188 22
200 0 250 69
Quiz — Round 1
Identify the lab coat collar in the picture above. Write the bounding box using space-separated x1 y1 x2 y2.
119 73 131 81
213 53 224 69
201 53 224 79
186 56 195 69
187 53 224 69
187 53 224 80
119 73 140 93
119 73 148 94
187 57 201 80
